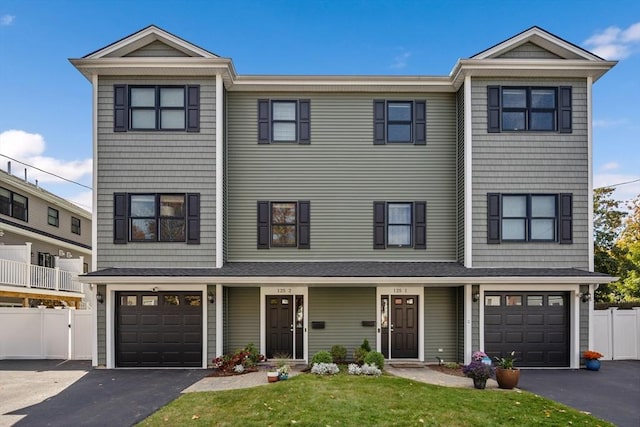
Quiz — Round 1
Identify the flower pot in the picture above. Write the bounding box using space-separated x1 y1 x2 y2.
278 373 289 380
267 372 279 383
496 367 520 389
585 359 601 371
473 378 487 389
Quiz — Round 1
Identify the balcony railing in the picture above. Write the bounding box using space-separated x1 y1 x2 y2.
0 258 83 294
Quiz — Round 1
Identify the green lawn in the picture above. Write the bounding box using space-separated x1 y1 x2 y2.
137 372 611 426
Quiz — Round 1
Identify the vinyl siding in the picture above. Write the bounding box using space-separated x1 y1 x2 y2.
96 77 217 269
472 285 480 352
497 42 563 59
308 287 376 359
224 287 260 353
227 92 457 261
579 284 589 355
424 287 459 363
471 78 589 268
117 40 190 58
456 287 464 363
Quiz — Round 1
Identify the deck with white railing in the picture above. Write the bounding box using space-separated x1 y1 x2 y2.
0 258 84 294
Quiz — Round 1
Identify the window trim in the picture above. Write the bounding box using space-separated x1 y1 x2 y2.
258 99 310 144
487 193 573 244
257 200 310 249
113 192 200 244
48 207 59 227
373 201 426 249
271 101 298 142
71 216 81 235
487 85 571 133
386 202 413 247
373 100 426 145
114 84 200 132
270 201 298 247
0 187 28 222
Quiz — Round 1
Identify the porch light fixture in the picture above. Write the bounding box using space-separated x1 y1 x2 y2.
580 292 591 303
208 292 215 304
472 292 480 302
96 292 104 304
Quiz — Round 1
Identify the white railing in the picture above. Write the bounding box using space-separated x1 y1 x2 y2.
0 258 83 293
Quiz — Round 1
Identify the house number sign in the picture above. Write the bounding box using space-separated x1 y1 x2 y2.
393 288 409 294
277 288 293 294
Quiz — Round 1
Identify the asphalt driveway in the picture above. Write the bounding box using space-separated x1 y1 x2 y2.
519 360 640 427
0 360 209 427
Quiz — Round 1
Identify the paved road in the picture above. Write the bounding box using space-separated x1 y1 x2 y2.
519 360 640 427
0 360 209 427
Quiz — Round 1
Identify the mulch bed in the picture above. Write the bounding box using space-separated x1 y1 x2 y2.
428 364 466 377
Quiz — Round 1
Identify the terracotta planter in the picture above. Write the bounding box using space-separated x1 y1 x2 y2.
267 372 279 383
495 367 520 389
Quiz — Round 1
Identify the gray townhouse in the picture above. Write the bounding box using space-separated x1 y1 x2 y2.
72 25 615 369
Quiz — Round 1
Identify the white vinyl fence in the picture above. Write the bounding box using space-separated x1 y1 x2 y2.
0 308 92 360
593 307 640 360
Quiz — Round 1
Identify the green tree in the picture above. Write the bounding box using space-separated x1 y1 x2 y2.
613 195 640 301
593 187 627 300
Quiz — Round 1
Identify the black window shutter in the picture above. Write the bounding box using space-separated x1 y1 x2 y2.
487 86 501 133
373 201 386 249
373 100 386 145
299 100 310 144
114 85 127 132
258 99 270 144
559 86 572 133
414 201 427 249
298 200 310 248
186 85 200 132
113 193 127 244
414 101 426 145
257 201 270 248
559 193 573 244
186 193 200 244
487 193 501 244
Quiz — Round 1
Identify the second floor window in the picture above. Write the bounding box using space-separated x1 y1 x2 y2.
48 208 59 227
257 200 310 249
258 99 310 144
113 84 200 132
487 86 572 133
374 100 426 145
373 201 427 249
487 193 573 244
71 217 81 235
0 187 28 222
113 193 201 244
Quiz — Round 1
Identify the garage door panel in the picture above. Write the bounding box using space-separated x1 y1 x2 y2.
485 292 569 367
141 315 160 325
116 291 203 367
485 314 503 325
526 314 544 325
505 314 523 325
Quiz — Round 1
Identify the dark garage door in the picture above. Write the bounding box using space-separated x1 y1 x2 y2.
484 292 569 367
116 291 203 367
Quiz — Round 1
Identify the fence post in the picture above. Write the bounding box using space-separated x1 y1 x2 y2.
25 242 32 288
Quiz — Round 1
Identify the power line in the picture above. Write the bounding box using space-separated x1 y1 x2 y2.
0 153 92 190
596 177 640 189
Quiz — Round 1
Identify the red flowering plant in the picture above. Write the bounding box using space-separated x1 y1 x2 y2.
213 343 265 374
582 350 603 360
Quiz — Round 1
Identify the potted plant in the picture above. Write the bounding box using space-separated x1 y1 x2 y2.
267 370 279 383
494 351 520 389
277 362 290 380
462 351 495 389
583 350 604 371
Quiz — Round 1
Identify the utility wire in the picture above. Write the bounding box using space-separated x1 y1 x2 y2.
595 177 640 190
0 153 92 190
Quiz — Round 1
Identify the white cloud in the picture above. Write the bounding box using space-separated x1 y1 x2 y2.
593 118 627 128
0 128 92 188
0 14 14 26
68 191 93 212
584 22 640 60
600 162 620 171
390 50 411 70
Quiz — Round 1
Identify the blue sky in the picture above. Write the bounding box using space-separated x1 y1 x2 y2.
0 0 638 211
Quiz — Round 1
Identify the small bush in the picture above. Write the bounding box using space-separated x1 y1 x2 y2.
444 362 460 370
330 345 347 364
361 338 372 352
310 350 333 365
311 362 339 375
353 347 369 365
348 363 381 376
364 351 385 370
